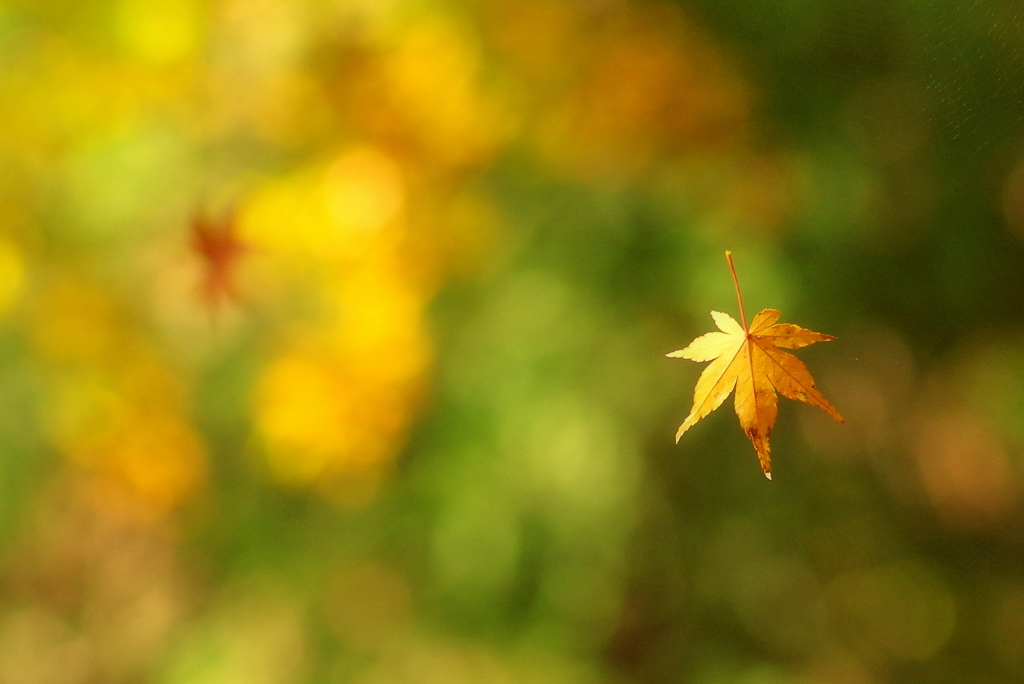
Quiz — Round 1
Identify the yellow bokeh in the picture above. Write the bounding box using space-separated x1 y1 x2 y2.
253 259 431 494
115 0 202 64
326 256 429 371
0 237 24 317
255 351 412 488
325 148 404 236
250 273 428 496
240 146 404 261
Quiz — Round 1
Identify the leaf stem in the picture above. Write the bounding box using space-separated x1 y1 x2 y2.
725 250 748 333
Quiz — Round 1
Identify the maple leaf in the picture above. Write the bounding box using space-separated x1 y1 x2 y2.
668 251 843 479
191 207 246 319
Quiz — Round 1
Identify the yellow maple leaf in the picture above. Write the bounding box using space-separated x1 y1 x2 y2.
669 251 843 479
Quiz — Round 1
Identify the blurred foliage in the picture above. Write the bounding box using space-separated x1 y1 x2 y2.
1 0 1024 683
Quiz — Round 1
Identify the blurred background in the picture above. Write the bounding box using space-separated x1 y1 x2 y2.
0 0 1024 682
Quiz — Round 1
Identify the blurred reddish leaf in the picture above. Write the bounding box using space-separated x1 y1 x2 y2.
190 208 245 318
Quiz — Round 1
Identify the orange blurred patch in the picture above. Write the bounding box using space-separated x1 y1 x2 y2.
530 3 750 179
32 280 208 520
487 0 583 87
337 20 509 170
912 409 1015 530
48 375 207 520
